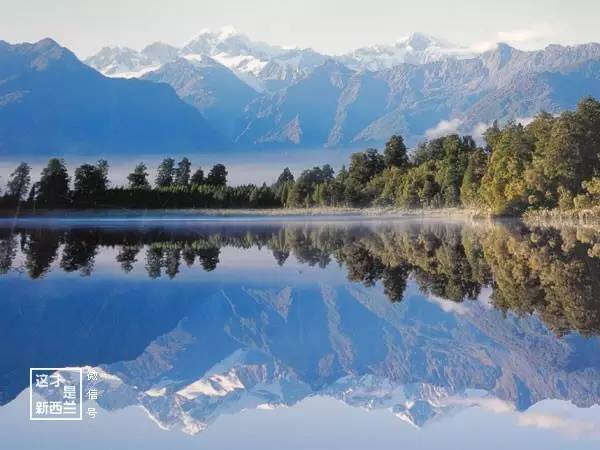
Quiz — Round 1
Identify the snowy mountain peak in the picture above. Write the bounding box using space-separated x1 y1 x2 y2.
85 29 478 85
84 46 159 78
189 25 240 42
93 45 139 58
339 31 474 71
178 27 292 86
183 26 284 60
215 25 239 39
398 32 455 51
141 41 180 64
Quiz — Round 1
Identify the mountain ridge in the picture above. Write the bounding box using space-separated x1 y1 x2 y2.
81 30 600 148
3 34 600 156
0 38 225 157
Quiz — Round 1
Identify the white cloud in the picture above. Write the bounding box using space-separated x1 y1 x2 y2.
425 118 463 139
449 395 600 439
470 24 559 53
515 116 535 127
497 24 556 45
424 294 470 315
469 41 499 53
446 395 515 414
471 121 492 145
518 411 600 438
476 286 494 309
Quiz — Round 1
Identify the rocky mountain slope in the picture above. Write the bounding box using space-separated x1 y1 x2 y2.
234 43 600 147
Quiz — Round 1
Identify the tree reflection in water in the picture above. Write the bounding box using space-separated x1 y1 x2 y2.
1 220 599 336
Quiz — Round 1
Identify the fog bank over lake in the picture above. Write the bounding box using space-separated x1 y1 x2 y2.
0 148 356 187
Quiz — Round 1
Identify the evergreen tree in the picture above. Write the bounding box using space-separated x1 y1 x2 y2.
574 97 600 178
383 135 409 169
436 135 470 206
348 149 385 185
155 158 175 188
379 167 404 205
483 121 502 151
6 162 31 200
37 158 70 208
206 164 228 187
74 160 109 200
3 96 600 215
412 138 445 165
275 168 295 186
287 166 333 207
274 168 295 206
345 149 386 205
321 164 335 181
127 163 150 190
175 157 192 186
460 149 487 207
191 168 204 185
326 165 348 205
249 186 259 207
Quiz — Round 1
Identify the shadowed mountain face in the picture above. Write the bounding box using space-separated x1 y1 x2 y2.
0 39 224 157
142 56 259 138
0 219 599 433
234 60 355 147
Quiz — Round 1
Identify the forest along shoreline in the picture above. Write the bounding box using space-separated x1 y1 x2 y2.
2 97 600 221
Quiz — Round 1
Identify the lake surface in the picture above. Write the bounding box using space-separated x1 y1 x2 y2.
1 216 599 449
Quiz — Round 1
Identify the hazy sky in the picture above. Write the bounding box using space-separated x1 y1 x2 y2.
1 0 598 57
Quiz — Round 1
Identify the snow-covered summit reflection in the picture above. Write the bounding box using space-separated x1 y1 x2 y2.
87 281 600 434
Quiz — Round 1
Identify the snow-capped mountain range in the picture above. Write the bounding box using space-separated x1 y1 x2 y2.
3 30 600 156
84 27 471 91
338 32 475 71
78 28 600 151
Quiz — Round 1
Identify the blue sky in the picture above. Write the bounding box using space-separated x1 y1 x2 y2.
0 0 598 57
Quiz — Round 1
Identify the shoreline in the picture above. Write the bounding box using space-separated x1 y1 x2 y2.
523 207 600 226
0 207 483 220
1 206 599 226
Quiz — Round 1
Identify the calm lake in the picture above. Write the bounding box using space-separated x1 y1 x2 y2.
1 215 599 449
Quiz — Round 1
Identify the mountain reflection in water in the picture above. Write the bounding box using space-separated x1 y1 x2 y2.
0 218 599 440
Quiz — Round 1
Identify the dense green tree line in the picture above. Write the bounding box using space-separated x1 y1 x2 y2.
1 222 599 335
2 97 600 214
0 157 280 209
282 97 600 213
